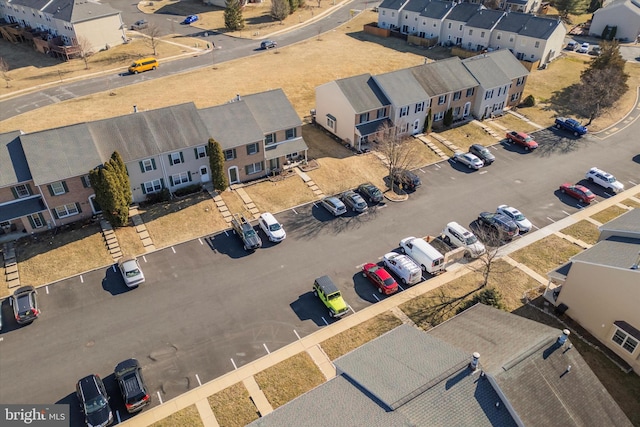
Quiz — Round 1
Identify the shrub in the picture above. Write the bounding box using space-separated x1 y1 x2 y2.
521 94 535 107
174 184 202 197
144 188 171 205
443 108 453 127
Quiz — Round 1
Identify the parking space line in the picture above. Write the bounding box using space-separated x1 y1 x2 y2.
293 329 301 340
263 343 270 354
349 305 356 314
230 358 237 369
195 374 202 386
224 230 229 236
0 337 3 342
546 217 556 223
398 284 405 292
142 255 147 263
479 171 488 175
171 246 176 253
562 210 571 216
116 411 121 424
321 317 329 326
419 168 426 173
46 285 50 293
378 204 388 209
435 163 441 169
112 265 116 272
531 224 540 230
198 238 204 245
372 294 380 302
157 391 163 405
292 208 298 215
629 180 637 186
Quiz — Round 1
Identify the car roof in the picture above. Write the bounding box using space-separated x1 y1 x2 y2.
78 375 102 399
315 275 339 293
260 212 277 223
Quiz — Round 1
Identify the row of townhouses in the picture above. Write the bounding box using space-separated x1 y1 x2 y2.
377 0 566 64
315 49 529 149
0 89 308 235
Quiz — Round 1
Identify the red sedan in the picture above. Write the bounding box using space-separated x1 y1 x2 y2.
559 183 596 204
506 131 538 151
362 263 398 295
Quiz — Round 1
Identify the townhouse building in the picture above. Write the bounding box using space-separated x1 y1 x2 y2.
415 0 456 40
461 9 505 52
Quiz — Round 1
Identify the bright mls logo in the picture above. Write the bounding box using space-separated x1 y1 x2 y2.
1 405 68 426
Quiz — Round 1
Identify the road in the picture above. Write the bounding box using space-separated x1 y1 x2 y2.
1 121 639 425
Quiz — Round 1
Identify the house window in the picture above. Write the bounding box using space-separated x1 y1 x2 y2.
391 12 395 17
459 24 463 31
359 112 370 123
55 203 80 218
438 95 446 105
481 31 485 38
143 179 163 194
414 102 424 113
28 213 45 229
224 149 236 160
535 41 540 48
399 106 409 117
448 22 451 29
327 116 335 129
81 175 91 188
612 329 638 354
434 111 445 121
171 172 191 186
286 152 299 160
511 93 521 102
247 143 259 155
50 181 66 195
509 36 514 42
382 10 385 15
377 108 386 119
140 159 155 172
469 29 473 36
169 152 183 165
265 133 275 145
517 76 525 86
195 146 207 159
497 33 501 40
286 128 297 139
453 91 461 101
454 106 461 116
484 89 494 100
13 184 31 198
245 161 263 175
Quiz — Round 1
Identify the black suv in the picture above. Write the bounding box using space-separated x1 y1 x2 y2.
391 169 421 191
76 374 113 427
469 144 495 165
9 286 39 325
115 359 151 413
477 212 519 241
357 183 384 204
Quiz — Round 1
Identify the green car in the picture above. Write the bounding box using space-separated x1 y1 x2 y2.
313 276 349 318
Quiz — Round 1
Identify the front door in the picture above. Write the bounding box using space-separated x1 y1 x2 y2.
200 166 210 183
269 158 280 171
413 119 420 134
228 166 239 184
89 195 102 214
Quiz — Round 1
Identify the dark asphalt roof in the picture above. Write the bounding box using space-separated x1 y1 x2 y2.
420 0 455 19
478 49 529 80
335 74 390 113
374 67 430 106
10 0 121 23
493 11 531 33
462 54 511 89
0 196 46 222
410 57 478 96
403 0 432 13
242 89 302 135
0 130 31 187
445 2 482 22
571 236 640 269
379 0 408 10
198 101 264 150
465 9 506 30
518 15 563 39
598 208 640 233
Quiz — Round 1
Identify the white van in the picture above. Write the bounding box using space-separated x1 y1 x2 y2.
399 237 445 275
442 222 486 258
383 252 423 285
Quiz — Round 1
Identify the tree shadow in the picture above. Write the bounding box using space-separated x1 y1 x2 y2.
302 123 354 160
345 30 453 60
284 203 380 240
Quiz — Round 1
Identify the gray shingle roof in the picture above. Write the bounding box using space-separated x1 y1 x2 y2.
571 236 640 269
335 74 390 113
0 196 46 222
264 138 308 160
410 57 478 96
242 89 302 135
198 101 264 150
379 0 408 10
599 208 640 234
462 53 512 89
373 68 430 106
465 9 505 30
479 49 529 80
445 2 483 22
0 130 30 187
403 0 432 13
10 0 120 24
518 15 563 40
420 0 455 19
494 11 531 33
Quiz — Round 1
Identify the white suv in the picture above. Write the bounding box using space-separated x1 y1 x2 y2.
258 212 286 242
585 167 624 193
442 222 486 258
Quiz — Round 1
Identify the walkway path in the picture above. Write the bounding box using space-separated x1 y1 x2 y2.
128 208 156 252
294 167 325 199
415 134 450 161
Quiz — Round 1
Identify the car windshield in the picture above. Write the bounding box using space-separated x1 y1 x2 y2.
383 278 395 286
524 136 533 142
328 293 341 300
268 223 281 231
464 235 478 245
514 213 525 221
606 176 616 183
245 229 256 238
583 189 594 196
86 395 108 414
478 148 489 155
125 269 140 278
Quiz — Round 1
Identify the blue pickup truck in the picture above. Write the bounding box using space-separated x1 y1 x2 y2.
554 117 588 136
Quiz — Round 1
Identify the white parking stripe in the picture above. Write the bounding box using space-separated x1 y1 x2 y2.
195 374 202 386
46 285 50 293
112 265 116 272
198 238 204 245
293 329 301 340
397 284 405 292
157 391 163 405
547 217 556 223
224 230 229 236
321 317 329 326
372 294 380 302
562 210 571 216
435 163 441 169
531 224 540 230
142 255 147 263
419 168 426 173
263 343 270 354
292 208 298 215
629 180 637 186
171 247 176 253
116 411 121 424
230 358 237 369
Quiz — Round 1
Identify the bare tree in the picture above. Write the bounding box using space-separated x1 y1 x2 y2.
465 225 511 290
0 57 10 88
371 121 419 190
75 36 93 70
144 24 162 56
271 0 290 22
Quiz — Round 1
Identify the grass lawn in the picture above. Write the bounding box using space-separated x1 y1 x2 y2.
493 113 540 134
149 404 203 427
254 352 325 409
306 154 389 196
208 382 259 427
408 137 444 167
220 190 250 216
509 234 583 277
438 123 497 150
590 205 628 224
114 225 146 258
620 198 640 209
303 124 353 160
243 176 317 214
321 311 403 360
560 220 600 245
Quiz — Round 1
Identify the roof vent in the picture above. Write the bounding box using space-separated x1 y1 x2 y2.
557 329 570 345
470 352 480 371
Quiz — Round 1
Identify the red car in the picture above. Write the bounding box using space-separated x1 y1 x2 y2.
506 131 538 151
361 263 398 295
559 183 596 204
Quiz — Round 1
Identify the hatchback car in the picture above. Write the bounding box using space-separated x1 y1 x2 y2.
182 15 198 24
10 286 39 325
341 190 368 213
506 131 538 151
585 167 624 193
578 42 590 53
357 183 384 204
258 212 286 242
115 359 151 413
131 19 148 30
496 205 532 233
118 258 145 288
320 197 347 216
361 263 398 295
468 144 495 165
77 374 113 427
260 40 277 49
453 151 484 170
477 212 519 240
559 183 596 204
391 169 421 191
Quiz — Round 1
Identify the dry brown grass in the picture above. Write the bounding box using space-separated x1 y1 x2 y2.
303 124 352 160
114 225 146 258
620 198 640 209
439 123 497 150
140 192 228 248
149 404 203 427
509 234 583 276
492 113 540 134
590 205 629 224
254 352 325 409
220 190 249 216
408 137 443 166
560 220 600 245
306 154 389 196
15 222 112 288
243 176 317 213
321 311 403 360
207 382 259 427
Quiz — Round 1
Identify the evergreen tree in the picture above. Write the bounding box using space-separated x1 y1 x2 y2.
89 151 132 227
208 138 228 192
457 288 505 314
288 0 299 13
271 0 290 22
423 108 433 133
553 0 588 21
443 108 453 127
224 0 245 31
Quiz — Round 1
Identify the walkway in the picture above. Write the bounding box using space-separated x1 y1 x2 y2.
294 167 325 199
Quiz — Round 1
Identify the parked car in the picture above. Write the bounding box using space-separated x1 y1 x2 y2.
578 42 590 53
258 212 286 242
118 258 145 288
131 19 148 30
399 237 445 274
260 40 277 49
9 286 39 325
391 169 421 191
585 167 624 193
559 183 596 204
231 213 262 251
182 15 198 24
468 144 495 165
76 374 114 427
313 275 349 318
505 131 538 151
453 151 483 170
361 263 398 295
382 252 422 286
341 190 368 213
565 40 579 51
114 359 151 413
477 212 519 241
496 205 532 233
357 182 384 204
555 117 588 136
442 222 486 258
320 196 347 216
589 46 601 56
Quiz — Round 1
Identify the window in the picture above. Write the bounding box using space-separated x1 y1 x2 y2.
469 29 473 36
143 179 163 194
509 36 514 42
497 33 501 40
516 76 525 86
414 102 424 113
484 89 494 100
81 175 91 188
49 181 67 196
171 172 191 186
612 328 638 354
359 112 370 123
535 41 540 48
438 95 446 105
327 116 335 129
453 91 461 101
454 106 461 116
246 143 259 155
434 111 445 121
12 184 31 198
286 152 299 160
511 93 520 102
169 152 184 165
265 133 275 145
245 161 263 175
448 22 451 29
195 146 207 159
54 203 80 218
399 106 409 117
480 31 485 38
28 213 45 229
224 149 236 160
459 24 463 31
377 108 386 119
286 128 297 139
466 87 475 97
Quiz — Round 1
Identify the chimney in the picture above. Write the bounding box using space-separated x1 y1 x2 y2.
557 329 570 345
133 105 138 113
470 352 480 370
